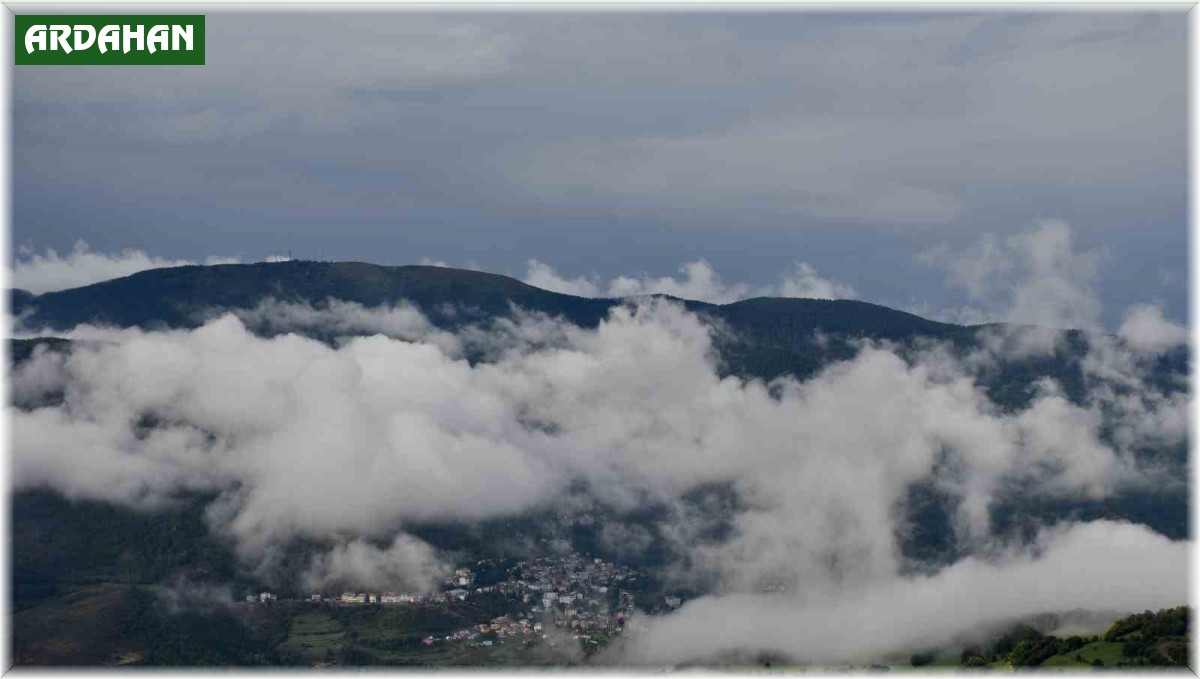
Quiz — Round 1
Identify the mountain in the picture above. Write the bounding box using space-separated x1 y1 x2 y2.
7 260 1189 634
14 261 616 331
13 259 962 336
13 259 1177 401
9 260 1186 461
12 260 977 381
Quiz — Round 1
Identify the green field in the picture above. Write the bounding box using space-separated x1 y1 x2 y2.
1041 641 1125 668
276 610 346 662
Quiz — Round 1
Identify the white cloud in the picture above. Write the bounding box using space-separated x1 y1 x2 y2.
1004 219 1107 331
921 219 1107 332
611 520 1187 665
225 297 463 356
1117 303 1187 354
521 258 854 304
522 259 602 298
777 262 857 300
11 296 1182 616
605 260 752 303
11 241 240 294
303 534 450 593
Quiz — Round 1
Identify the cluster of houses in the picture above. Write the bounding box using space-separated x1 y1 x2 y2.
314 588 472 605
433 614 546 647
418 553 654 649
244 551 686 654
247 567 480 607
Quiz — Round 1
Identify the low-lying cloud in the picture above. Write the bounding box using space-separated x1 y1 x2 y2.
302 535 450 594
8 225 1188 662
523 258 856 304
919 219 1108 331
610 520 1187 665
11 241 241 294
11 288 1186 652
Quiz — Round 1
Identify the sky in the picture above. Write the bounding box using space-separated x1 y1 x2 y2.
12 9 1188 329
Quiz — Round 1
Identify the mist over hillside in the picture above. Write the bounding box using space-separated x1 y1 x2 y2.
9 231 1188 667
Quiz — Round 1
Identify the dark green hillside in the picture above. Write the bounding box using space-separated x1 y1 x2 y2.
11 287 34 316
960 606 1190 669
719 296 961 339
7 260 994 388
13 583 287 666
707 296 973 382
6 262 979 393
7 260 1189 398
12 489 238 609
16 261 618 331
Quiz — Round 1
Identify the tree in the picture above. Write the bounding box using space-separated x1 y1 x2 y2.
911 652 934 667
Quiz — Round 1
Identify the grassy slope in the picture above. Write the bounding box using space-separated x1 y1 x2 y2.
1042 641 1126 667
276 610 346 662
12 584 145 665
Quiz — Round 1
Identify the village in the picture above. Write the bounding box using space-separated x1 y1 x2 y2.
247 552 683 652
435 553 648 650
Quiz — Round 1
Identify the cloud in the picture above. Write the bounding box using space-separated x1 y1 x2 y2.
522 259 855 304
302 534 450 593
522 259 603 298
920 219 1107 332
1116 303 1188 354
1004 220 1107 331
16 14 516 142
11 241 241 294
152 577 237 615
12 13 1184 338
223 297 463 356
10 342 69 409
610 520 1187 665
11 292 1183 623
777 262 857 300
504 15 1182 229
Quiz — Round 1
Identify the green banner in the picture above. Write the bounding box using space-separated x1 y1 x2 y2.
16 15 204 65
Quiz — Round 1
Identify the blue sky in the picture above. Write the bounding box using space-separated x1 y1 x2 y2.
12 10 1187 328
